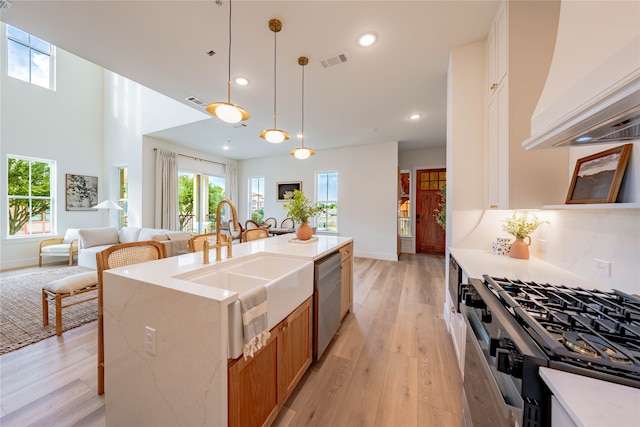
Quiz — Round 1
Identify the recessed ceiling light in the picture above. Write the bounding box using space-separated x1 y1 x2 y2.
357 32 377 47
409 114 422 120
296 133 304 139
222 145 230 150
234 77 249 86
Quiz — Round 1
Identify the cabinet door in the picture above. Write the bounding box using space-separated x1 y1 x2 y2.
487 80 509 209
339 243 354 318
228 333 279 427
487 1 507 97
278 297 312 405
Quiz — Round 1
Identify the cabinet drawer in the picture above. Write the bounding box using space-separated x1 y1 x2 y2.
339 242 353 261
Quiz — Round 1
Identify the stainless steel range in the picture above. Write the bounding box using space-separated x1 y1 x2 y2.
461 275 640 427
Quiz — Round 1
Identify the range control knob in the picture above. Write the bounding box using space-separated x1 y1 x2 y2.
496 349 515 374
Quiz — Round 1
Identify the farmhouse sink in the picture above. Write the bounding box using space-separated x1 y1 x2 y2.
175 254 314 358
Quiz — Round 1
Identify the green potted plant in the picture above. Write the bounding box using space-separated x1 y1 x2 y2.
283 189 325 240
502 212 549 259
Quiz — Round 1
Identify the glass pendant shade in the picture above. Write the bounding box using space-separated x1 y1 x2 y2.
260 128 289 144
207 100 250 124
290 147 315 159
260 19 288 143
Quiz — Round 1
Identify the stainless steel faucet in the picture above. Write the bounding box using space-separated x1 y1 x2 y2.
213 198 239 262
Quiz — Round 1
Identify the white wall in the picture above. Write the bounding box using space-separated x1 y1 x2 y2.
398 147 446 254
238 141 399 261
1 43 104 269
447 41 487 249
103 71 213 228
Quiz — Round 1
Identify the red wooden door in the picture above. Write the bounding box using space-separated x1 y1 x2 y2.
416 169 445 254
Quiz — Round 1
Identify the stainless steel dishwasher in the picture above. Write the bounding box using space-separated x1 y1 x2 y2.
313 251 342 361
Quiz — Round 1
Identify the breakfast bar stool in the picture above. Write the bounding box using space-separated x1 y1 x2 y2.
42 271 99 336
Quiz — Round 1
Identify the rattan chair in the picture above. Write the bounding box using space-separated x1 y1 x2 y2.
188 232 224 252
96 240 167 395
263 217 277 228
281 218 295 229
244 219 260 230
243 228 270 242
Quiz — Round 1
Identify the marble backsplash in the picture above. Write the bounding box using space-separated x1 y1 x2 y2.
453 208 639 295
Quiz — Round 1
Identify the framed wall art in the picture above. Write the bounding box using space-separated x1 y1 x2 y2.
565 143 632 204
66 174 99 210
277 181 301 201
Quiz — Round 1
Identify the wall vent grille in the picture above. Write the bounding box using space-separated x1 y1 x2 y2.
185 96 208 108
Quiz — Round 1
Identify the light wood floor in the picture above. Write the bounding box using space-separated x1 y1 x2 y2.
0 254 462 427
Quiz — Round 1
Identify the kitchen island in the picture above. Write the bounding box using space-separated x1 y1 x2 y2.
102 233 353 427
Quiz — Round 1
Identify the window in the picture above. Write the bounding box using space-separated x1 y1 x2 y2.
399 170 411 237
178 171 225 235
118 167 128 228
249 177 265 224
7 155 55 237
6 25 55 89
316 172 338 232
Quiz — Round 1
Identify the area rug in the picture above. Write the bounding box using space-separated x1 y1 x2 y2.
0 266 98 355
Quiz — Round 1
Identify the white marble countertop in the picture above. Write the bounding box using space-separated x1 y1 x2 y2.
449 247 602 290
105 234 353 302
539 367 640 427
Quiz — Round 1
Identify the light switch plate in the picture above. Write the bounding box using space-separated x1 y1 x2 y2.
145 326 157 356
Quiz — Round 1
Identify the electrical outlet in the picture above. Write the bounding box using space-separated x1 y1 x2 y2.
538 239 547 253
593 258 611 278
145 326 157 356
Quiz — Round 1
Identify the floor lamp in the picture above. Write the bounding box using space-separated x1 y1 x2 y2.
95 200 123 227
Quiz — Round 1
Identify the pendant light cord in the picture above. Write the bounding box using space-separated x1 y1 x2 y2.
273 28 277 128
301 63 305 148
226 0 232 101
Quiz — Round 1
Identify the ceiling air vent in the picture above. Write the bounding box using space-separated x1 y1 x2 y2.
319 52 349 69
0 0 13 14
233 123 248 129
185 96 208 108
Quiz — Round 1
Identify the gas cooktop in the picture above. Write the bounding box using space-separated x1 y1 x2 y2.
483 276 640 387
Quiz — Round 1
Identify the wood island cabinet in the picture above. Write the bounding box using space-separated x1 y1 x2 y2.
228 297 312 427
339 242 354 319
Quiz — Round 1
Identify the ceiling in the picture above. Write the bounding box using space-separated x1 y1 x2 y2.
2 0 499 160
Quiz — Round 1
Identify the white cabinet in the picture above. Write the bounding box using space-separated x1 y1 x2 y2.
487 78 509 209
487 1 507 98
485 0 568 209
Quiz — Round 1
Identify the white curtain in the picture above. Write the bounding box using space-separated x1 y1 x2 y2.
225 163 238 204
154 149 178 230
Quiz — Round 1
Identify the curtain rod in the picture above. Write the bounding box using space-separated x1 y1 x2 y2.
153 148 226 167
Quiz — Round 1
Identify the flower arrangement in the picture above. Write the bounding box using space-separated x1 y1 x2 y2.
283 189 325 224
502 212 549 239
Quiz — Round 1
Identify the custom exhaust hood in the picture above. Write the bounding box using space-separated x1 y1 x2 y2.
523 1 640 150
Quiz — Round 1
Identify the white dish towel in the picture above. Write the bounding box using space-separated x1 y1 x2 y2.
239 285 270 360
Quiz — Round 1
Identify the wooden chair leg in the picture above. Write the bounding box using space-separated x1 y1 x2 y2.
69 252 73 266
42 289 49 327
39 254 43 267
55 294 63 336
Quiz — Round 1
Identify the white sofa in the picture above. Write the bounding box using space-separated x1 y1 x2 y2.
77 227 190 269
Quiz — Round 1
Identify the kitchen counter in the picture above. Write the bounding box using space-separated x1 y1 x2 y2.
101 233 352 427
539 367 640 427
449 247 601 289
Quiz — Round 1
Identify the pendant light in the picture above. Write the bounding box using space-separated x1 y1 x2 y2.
259 19 289 144
206 0 250 124
290 56 315 159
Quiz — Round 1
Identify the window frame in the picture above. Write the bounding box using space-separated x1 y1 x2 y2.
315 171 338 233
248 176 265 224
5 24 56 90
6 154 56 239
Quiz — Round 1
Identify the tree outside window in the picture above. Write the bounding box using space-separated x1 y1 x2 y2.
249 177 265 224
178 172 225 234
316 172 338 232
7 156 54 237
